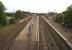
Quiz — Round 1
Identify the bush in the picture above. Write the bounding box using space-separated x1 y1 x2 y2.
9 18 15 24
55 14 63 24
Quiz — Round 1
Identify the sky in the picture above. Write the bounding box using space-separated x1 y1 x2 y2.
0 0 72 13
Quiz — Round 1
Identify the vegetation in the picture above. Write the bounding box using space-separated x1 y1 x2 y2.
5 12 15 17
15 10 30 19
55 14 63 24
0 1 31 27
15 10 22 19
0 1 6 25
55 4 72 27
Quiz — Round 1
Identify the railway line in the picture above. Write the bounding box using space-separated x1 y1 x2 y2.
0 17 32 50
39 16 71 50
9 16 38 50
0 15 72 50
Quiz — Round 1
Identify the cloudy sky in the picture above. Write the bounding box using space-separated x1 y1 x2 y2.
0 0 72 13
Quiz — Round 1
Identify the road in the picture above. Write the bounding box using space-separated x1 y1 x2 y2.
3 15 72 50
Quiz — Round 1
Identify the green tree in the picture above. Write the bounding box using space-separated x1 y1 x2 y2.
62 5 72 27
0 1 6 25
15 10 22 19
55 13 63 23
55 4 72 27
5 12 15 17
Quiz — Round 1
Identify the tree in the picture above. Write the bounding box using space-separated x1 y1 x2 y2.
55 13 63 23
55 4 72 27
15 10 30 19
62 5 72 27
5 12 15 17
0 1 6 25
15 10 22 19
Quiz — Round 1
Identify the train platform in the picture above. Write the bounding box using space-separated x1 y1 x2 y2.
42 16 72 49
9 20 32 50
32 16 39 41
18 16 32 23
9 16 39 50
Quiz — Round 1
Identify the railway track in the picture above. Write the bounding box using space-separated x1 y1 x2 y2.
0 17 32 50
0 15 71 50
9 16 38 50
39 16 71 50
